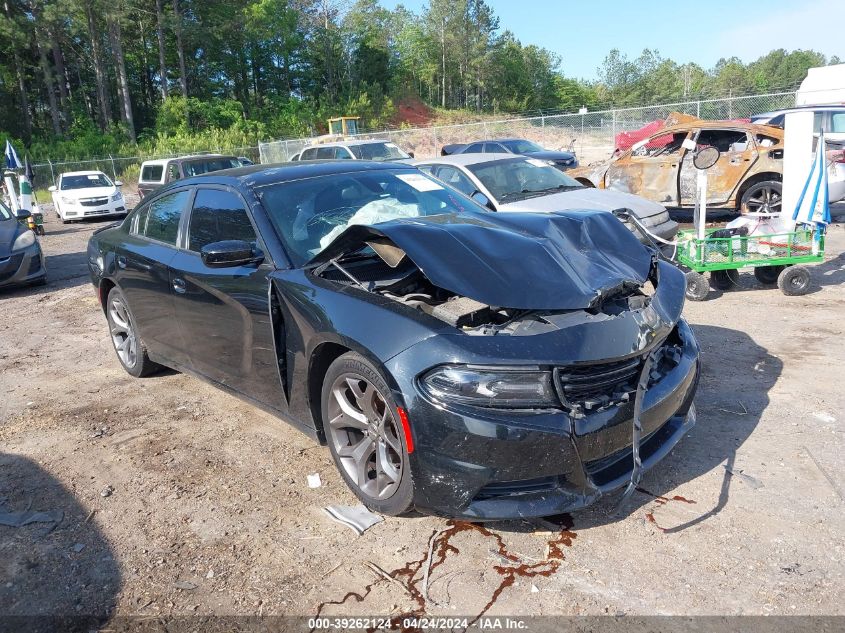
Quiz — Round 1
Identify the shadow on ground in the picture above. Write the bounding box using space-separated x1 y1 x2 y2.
0 453 120 629
483 324 781 534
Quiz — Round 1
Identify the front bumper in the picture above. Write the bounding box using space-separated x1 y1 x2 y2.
61 199 126 219
394 318 699 520
0 243 46 288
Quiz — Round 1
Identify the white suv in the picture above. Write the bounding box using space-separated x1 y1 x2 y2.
49 171 126 224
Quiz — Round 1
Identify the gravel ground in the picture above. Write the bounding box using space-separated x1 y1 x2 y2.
1 204 844 624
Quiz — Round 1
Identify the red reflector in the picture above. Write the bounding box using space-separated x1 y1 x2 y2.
396 407 414 454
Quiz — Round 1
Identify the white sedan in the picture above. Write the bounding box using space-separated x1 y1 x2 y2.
49 171 127 223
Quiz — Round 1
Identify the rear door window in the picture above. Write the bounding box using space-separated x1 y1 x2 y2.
300 148 319 160
464 143 484 153
143 190 190 245
830 113 845 133
141 164 163 183
315 147 336 159
167 163 180 183
188 189 258 253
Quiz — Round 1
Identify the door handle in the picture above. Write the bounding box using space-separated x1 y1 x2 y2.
117 255 127 269
172 278 186 294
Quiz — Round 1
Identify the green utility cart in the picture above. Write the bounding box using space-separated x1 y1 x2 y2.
676 227 825 301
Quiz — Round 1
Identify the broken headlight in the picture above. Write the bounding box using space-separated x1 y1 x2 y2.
420 365 558 409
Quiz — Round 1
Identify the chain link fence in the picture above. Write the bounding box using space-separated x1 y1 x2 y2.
29 146 261 193
27 91 798 193
260 91 797 166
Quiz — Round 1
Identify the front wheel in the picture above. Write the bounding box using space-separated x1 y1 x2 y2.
777 265 812 296
321 352 414 516
106 287 161 377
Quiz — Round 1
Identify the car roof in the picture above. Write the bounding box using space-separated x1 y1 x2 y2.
754 105 845 117
59 170 107 177
302 139 396 149
414 153 519 167
662 119 784 137
166 160 418 189
140 154 234 166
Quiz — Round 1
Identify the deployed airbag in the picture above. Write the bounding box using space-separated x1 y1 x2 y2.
311 210 653 311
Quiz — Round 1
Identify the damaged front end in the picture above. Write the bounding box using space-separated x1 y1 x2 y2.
309 210 699 519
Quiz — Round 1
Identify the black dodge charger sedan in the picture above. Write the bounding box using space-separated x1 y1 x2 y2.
87 161 699 519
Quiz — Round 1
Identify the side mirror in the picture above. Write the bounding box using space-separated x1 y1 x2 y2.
15 209 32 220
471 191 495 211
48 185 57 192
114 180 123 187
407 151 415 158
200 240 263 268
693 146 720 170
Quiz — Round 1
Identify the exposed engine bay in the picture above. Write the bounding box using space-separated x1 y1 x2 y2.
316 246 657 336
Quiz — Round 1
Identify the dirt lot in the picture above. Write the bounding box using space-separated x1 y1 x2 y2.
1 206 844 625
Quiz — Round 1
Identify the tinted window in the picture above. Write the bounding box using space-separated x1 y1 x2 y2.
348 142 411 161
334 146 353 159
432 166 476 196
141 164 163 182
60 173 112 189
182 157 240 177
501 140 543 154
167 163 180 182
484 143 507 153
143 190 189 245
188 189 257 253
463 143 484 153
315 147 336 160
0 200 12 221
300 148 319 160
258 170 483 266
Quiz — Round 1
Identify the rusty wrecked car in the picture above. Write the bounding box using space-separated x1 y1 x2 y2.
570 113 786 214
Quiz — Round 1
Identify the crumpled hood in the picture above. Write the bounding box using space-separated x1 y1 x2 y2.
310 210 653 311
58 186 117 199
499 187 667 221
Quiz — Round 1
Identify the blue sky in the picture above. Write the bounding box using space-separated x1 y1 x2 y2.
378 0 844 80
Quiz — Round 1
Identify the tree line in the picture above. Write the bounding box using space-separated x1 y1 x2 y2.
0 0 839 160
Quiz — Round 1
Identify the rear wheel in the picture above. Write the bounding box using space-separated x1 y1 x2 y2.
685 271 709 301
710 269 739 290
740 180 782 215
754 265 784 285
321 352 414 516
106 287 161 377
777 265 811 296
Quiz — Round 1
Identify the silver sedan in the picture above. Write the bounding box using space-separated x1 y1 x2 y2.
414 153 678 242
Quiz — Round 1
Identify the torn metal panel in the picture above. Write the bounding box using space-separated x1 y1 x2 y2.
570 113 785 211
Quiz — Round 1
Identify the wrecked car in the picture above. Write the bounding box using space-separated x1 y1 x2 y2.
570 114 788 214
87 161 700 520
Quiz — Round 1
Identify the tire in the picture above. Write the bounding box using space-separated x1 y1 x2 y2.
321 352 414 516
777 265 812 296
740 180 782 215
710 269 739 290
685 271 709 301
754 265 784 285
105 286 161 377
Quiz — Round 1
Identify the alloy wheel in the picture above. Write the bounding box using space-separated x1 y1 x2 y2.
744 185 782 214
327 373 403 500
109 296 138 368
